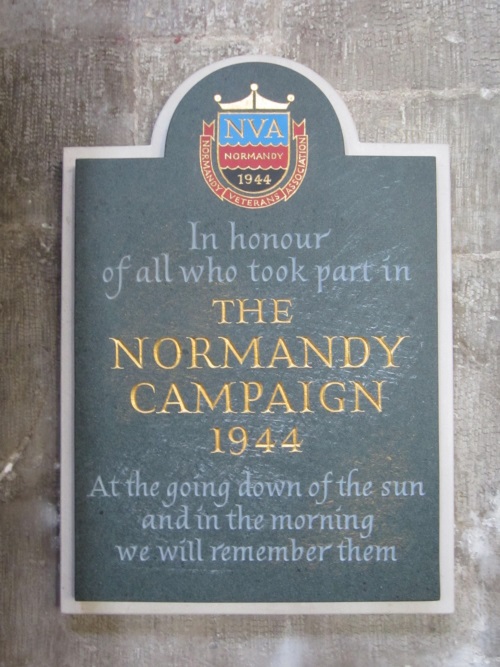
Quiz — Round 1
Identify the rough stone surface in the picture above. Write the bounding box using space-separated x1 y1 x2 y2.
0 1 498 665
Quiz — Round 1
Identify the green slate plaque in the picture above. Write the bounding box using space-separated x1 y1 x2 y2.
61 57 453 614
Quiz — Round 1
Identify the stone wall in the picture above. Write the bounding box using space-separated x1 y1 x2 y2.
0 1 498 665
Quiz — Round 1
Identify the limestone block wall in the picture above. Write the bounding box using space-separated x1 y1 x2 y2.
0 2 498 665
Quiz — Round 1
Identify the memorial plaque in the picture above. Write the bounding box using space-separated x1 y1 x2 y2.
61 57 453 613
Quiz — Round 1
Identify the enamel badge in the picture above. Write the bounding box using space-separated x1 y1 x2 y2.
200 83 308 208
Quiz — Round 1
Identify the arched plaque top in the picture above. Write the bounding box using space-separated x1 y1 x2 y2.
150 56 359 159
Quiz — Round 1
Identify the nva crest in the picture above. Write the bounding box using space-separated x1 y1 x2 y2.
200 84 308 209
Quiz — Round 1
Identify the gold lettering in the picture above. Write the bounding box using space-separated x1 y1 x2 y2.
298 336 335 367
351 381 385 412
241 381 264 413
298 381 313 413
271 298 293 324
267 337 298 368
192 382 235 413
111 337 148 369
212 299 235 324
342 336 370 368
237 298 265 324
263 382 296 413
187 337 220 368
319 382 345 413
219 336 263 368
130 382 156 414
372 335 409 367
153 337 182 369
157 384 191 413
